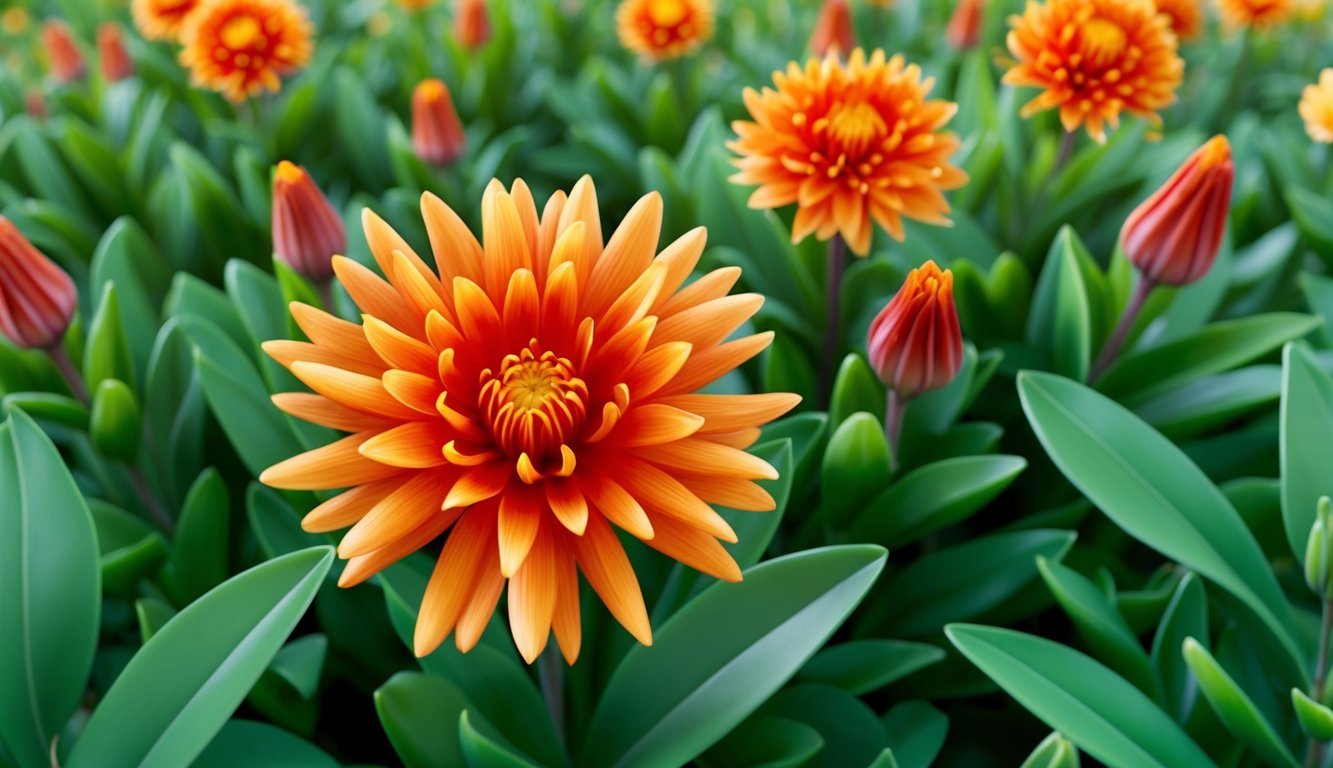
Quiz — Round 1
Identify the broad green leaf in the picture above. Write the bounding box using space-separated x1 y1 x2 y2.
0 412 100 768
247 483 328 559
83 282 136 393
583 546 887 768
1292 689 1333 740
376 672 473 768
193 720 338 768
89 217 171 380
1181 638 1300 768
165 468 230 603
703 714 824 768
1027 227 1093 381
829 354 885 428
192 336 304 477
947 624 1214 768
267 634 326 700
66 547 333 768
460 711 541 768
1303 273 1333 346
882 701 948 768
822 413 893 528
1134 366 1279 440
135 598 175 643
1281 344 1333 562
769 684 890 768
798 640 945 695
1150 573 1207 723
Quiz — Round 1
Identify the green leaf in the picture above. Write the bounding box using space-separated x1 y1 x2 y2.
882 701 948 768
583 546 887 768
1281 343 1333 562
946 624 1214 768
89 379 143 462
1302 273 1333 346
66 547 334 768
829 354 885 428
703 715 824 768
1019 733 1082 768
376 671 476 768
1134 366 1279 440
460 711 542 768
1027 227 1093 381
1292 688 1333 740
769 684 890 767
193 720 338 768
166 468 231 603
89 217 171 380
1150 573 1207 723
1181 638 1300 768
821 413 893 528
1018 371 1304 680
135 598 175 644
83 282 136 393
0 412 100 768
247 483 327 559
798 640 945 695
267 633 326 700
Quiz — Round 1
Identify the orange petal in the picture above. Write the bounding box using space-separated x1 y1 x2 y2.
332 256 423 338
498 489 542 577
422 192 483 290
382 369 443 414
301 477 400 532
535 190 568 281
338 470 458 557
551 544 582 664
642 513 742 582
540 259 580 351
599 261 667 337
443 461 511 510
637 438 779 480
290 361 421 419
481 180 534 300
656 393 801 433
649 227 708 313
289 302 382 369
362 315 438 374
660 332 774 396
545 477 589 535
453 276 503 344
363 208 433 288
390 250 448 317
272 393 394 433
263 340 384 379
654 293 764 350
502 268 540 350
624 342 692 399
262 432 408 490
658 266 742 318
584 192 662 316
415 503 495 656
359 422 449 468
508 524 557 663
619 458 737 543
580 469 653 540
455 544 504 653
677 473 776 511
510 179 541 261
338 510 456 587
555 175 603 291
574 512 652 646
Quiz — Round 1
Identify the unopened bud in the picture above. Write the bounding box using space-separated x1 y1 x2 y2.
1306 496 1333 600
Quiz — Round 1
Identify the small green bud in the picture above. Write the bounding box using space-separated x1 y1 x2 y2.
90 379 142 462
1294 688 1333 741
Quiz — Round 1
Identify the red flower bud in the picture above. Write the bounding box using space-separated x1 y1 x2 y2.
867 260 964 399
411 78 466 166
98 22 134 83
0 217 77 349
810 0 856 57
271 161 346 283
26 90 47 119
454 0 492 48
42 20 86 83
946 0 985 50
1121 135 1233 287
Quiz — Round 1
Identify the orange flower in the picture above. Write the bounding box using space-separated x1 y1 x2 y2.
1301 69 1333 144
396 0 436 8
412 79 466 166
810 0 856 57
260 177 798 663
179 0 313 102
1122 136 1232 286
1 7 29 35
1003 0 1183 143
1152 0 1204 39
947 0 986 50
729 49 968 256
272 161 346 282
1216 0 1291 28
0 217 77 350
132 0 200 41
615 0 714 61
42 20 86 83
867 261 963 399
98 23 134 83
454 0 492 48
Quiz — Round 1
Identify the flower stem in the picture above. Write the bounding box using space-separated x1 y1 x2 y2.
1054 130 1077 175
49 342 87 404
885 389 906 472
1307 599 1333 768
820 236 847 409
316 278 337 317
538 646 566 747
1090 277 1155 383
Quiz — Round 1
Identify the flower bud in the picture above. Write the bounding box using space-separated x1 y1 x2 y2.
1121 135 1233 287
946 0 985 51
454 0 492 48
271 161 346 283
98 22 134 83
867 260 964 399
41 20 86 83
1307 497 1333 601
810 0 855 58
411 78 466 167
26 90 47 119
0 217 77 349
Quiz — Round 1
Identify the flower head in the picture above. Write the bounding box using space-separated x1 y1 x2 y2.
0 217 77 350
1122 136 1232 286
810 0 856 57
867 261 963 399
454 0 492 48
729 49 968 256
98 23 134 83
42 20 86 83
1152 0 1204 39
396 0 436 8
260 177 798 663
272 161 346 282
947 0 986 50
179 0 314 102
1004 0 1183 143
2 7 29 35
615 0 714 61
132 0 201 41
412 78 466 166
1302 69 1333 144
1216 0 1291 28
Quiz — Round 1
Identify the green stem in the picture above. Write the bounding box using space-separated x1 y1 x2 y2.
1307 600 1333 768
1089 278 1154 383
538 646 566 747
885 389 906 472
819 236 847 410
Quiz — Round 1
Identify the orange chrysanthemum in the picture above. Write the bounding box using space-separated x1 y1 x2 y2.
728 49 968 256
1004 0 1183 143
616 0 715 61
1216 0 1291 27
179 0 313 102
132 0 200 41
261 177 799 664
1152 0 1204 39
1301 69 1333 144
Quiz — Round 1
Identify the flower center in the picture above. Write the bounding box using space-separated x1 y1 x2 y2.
648 0 689 26
220 14 264 50
826 101 888 156
1079 18 1128 70
478 341 588 460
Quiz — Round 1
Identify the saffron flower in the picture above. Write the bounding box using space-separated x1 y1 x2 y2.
42 20 86 83
411 79 466 167
809 0 856 57
454 0 492 48
98 23 134 83
1003 0 1184 143
1301 69 1333 144
946 0 986 50
132 0 200 41
615 0 714 61
729 48 968 256
867 261 964 400
179 0 314 102
260 177 798 663
0 217 77 350
1152 0 1204 40
272 161 346 283
1216 0 1291 28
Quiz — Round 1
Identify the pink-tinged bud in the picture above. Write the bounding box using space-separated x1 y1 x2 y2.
41 20 86 83
0 217 77 349
946 0 985 50
1122 136 1233 287
810 0 856 57
867 260 964 399
26 90 47 119
98 22 134 83
411 79 466 166
454 0 492 48
271 161 346 283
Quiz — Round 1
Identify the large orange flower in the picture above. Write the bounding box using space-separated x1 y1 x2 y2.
1153 0 1204 39
132 0 200 41
729 49 967 256
1216 0 1291 27
179 0 313 102
1004 0 1183 143
1301 69 1333 144
616 0 714 61
261 177 798 663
